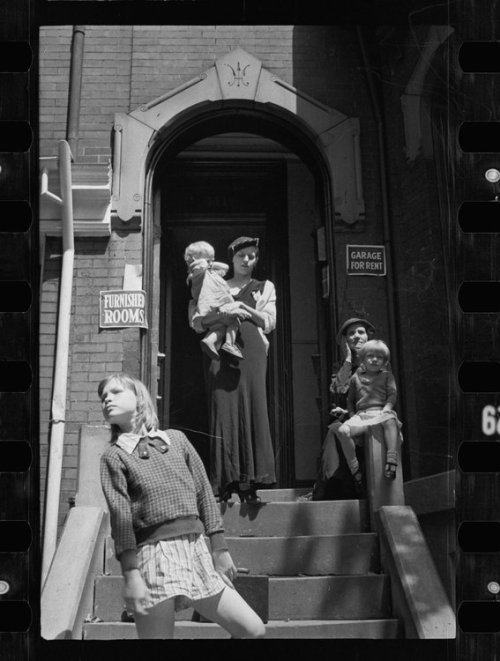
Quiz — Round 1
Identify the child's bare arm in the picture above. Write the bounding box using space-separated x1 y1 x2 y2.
383 372 397 411
346 377 356 417
120 551 150 616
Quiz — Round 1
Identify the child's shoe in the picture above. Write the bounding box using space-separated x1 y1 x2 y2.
221 343 244 360
201 337 220 360
384 451 398 480
352 468 364 496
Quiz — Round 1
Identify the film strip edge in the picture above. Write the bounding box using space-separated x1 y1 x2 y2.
0 0 37 654
456 31 500 659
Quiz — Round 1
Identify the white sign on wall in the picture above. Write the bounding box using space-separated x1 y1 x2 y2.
346 245 386 276
99 290 148 328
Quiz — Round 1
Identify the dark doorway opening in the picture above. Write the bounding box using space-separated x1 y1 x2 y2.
157 159 295 485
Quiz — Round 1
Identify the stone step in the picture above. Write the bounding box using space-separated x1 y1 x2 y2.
105 533 380 576
84 618 401 639
93 574 390 622
221 500 369 537
268 575 391 620
255 487 312 502
227 533 379 576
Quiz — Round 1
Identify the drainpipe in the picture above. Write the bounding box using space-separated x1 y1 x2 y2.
66 26 85 155
41 140 75 586
356 27 402 383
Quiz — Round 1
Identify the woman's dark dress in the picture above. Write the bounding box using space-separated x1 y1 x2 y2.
206 279 276 495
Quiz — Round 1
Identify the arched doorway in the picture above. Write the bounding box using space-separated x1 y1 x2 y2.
151 120 331 489
110 48 366 487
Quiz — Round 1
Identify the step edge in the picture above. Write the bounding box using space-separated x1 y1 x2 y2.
226 533 378 540
84 618 400 628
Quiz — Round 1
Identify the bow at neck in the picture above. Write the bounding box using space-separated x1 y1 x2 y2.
116 429 171 458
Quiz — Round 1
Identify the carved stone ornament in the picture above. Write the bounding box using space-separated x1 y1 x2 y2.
111 47 365 226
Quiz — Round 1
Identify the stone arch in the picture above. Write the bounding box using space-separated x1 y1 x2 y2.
111 47 365 227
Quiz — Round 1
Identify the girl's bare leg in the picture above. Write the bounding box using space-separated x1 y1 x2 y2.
382 418 399 479
193 587 265 638
134 597 175 639
337 424 361 475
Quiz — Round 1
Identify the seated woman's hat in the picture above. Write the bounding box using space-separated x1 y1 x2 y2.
336 317 375 344
227 236 260 257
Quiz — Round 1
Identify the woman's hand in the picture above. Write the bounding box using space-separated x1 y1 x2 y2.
341 337 352 362
123 569 150 615
227 301 269 329
212 549 237 589
221 302 252 322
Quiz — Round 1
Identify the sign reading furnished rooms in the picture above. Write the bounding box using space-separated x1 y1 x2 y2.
100 290 148 328
346 245 386 276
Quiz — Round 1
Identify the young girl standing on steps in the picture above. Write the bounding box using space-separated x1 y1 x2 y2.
337 340 403 492
98 373 265 639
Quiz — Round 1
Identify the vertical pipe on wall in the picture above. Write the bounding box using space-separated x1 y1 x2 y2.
41 140 75 586
356 27 402 384
66 26 85 156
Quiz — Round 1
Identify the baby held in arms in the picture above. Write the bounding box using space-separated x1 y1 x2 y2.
184 241 243 360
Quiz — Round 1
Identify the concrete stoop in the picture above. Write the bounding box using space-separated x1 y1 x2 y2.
85 490 402 639
84 618 401 639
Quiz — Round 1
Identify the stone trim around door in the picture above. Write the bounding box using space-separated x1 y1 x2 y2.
111 47 365 228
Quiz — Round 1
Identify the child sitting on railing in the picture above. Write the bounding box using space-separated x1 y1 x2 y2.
337 340 402 493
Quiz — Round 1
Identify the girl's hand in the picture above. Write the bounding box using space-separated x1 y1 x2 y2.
123 569 150 616
330 406 347 419
212 549 237 589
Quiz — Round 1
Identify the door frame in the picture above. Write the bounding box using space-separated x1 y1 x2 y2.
155 157 296 486
141 106 340 485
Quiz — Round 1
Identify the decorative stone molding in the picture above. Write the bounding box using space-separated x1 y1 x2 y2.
111 47 365 226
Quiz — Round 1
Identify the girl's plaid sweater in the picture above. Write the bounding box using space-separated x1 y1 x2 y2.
100 429 226 558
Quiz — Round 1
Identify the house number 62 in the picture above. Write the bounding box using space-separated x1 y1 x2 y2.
481 405 500 436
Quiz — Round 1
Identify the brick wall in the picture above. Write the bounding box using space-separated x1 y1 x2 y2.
39 26 378 163
40 231 143 530
379 28 453 478
39 27 73 158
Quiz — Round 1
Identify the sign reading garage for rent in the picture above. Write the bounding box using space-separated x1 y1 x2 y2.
100 290 148 328
346 245 386 276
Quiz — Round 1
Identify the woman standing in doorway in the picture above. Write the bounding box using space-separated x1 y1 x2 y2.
190 237 277 504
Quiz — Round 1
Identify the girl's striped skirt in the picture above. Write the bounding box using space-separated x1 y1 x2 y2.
137 533 227 611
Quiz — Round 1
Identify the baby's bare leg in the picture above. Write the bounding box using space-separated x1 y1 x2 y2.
220 322 243 359
200 324 225 360
225 322 239 347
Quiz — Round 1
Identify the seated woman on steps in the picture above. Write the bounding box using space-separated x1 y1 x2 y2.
99 372 265 639
309 317 376 500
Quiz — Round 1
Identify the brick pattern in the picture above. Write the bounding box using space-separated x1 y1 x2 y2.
40 232 143 531
39 27 73 158
39 26 377 165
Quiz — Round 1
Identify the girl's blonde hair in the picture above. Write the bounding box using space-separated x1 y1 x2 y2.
97 373 159 441
358 339 390 363
184 241 215 262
